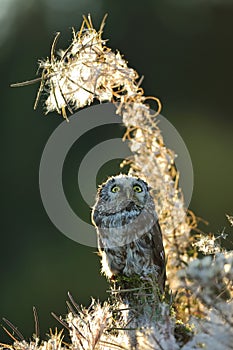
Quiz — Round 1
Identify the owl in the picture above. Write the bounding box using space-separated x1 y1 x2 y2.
91 174 166 291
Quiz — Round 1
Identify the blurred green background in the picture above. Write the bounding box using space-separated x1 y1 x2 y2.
1 0 233 343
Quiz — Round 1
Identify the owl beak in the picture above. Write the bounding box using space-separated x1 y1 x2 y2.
126 188 132 200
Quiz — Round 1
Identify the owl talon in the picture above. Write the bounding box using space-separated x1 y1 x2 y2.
110 275 117 282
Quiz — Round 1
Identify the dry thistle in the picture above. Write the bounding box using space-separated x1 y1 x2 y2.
9 13 233 350
12 13 195 298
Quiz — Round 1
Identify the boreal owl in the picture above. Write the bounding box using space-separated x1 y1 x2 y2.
91 174 166 290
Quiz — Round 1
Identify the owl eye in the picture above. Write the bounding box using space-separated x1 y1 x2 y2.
111 185 120 193
133 184 143 193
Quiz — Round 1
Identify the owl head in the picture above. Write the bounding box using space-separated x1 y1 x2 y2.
92 174 158 246
96 174 151 209
92 174 159 248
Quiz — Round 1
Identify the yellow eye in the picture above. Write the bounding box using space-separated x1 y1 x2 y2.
111 185 120 193
133 184 142 193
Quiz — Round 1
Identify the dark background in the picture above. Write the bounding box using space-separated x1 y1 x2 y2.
1 0 233 342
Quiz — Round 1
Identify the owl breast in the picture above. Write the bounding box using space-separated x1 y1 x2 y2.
104 232 162 277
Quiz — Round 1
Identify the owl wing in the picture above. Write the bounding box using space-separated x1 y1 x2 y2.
150 219 166 290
